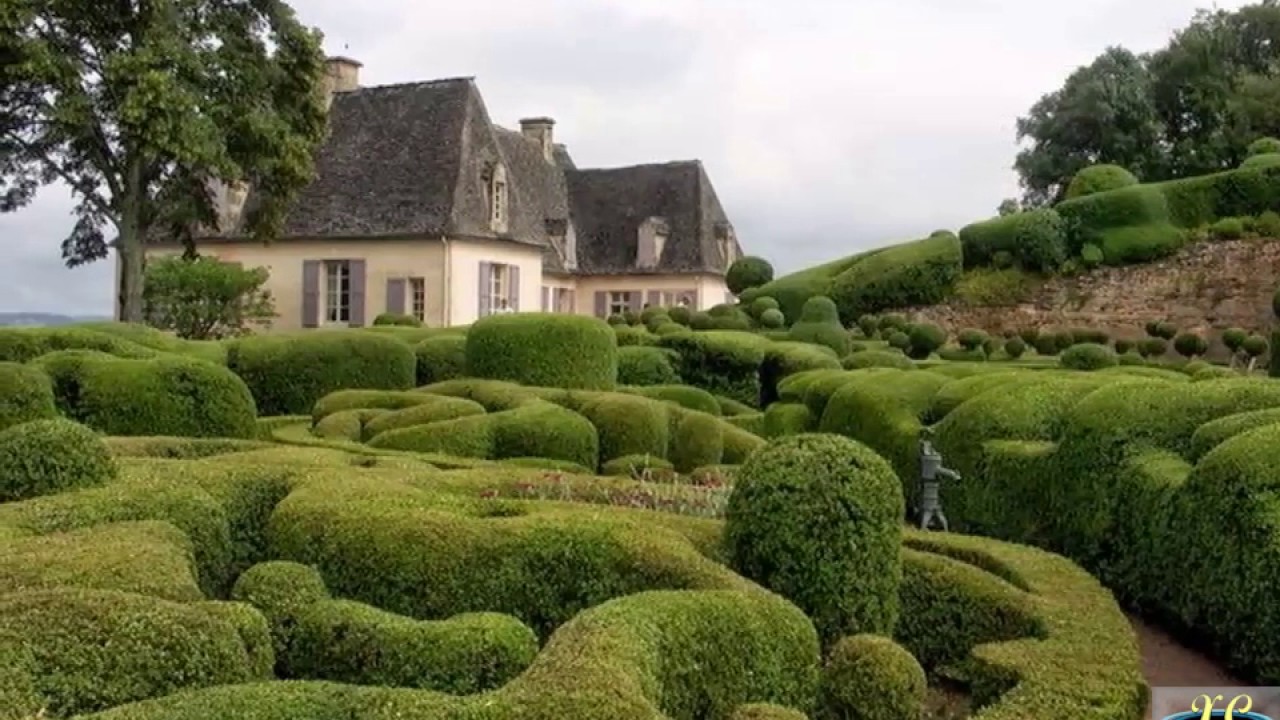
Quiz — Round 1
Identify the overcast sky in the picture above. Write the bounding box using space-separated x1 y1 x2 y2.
0 0 1247 315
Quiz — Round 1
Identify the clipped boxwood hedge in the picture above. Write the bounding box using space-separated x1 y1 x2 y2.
0 361 56 431
466 314 618 390
0 418 117 502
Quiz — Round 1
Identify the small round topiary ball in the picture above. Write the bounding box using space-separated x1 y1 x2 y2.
726 256 775 295
0 418 116 501
726 433 904 642
1064 164 1139 199
759 308 786 329
1060 342 1118 371
1248 137 1280 157
820 634 926 720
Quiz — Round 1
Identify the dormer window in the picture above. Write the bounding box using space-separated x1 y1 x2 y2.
715 222 735 266
654 229 668 264
490 164 508 232
638 216 669 269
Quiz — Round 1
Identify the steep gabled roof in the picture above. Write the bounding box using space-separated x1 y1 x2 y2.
566 160 740 275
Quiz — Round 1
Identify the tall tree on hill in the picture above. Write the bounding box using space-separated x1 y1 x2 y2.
1014 47 1165 206
0 0 329 323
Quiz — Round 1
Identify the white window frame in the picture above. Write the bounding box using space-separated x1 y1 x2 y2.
608 291 629 316
490 164 508 232
323 260 351 325
489 263 510 313
653 231 668 265
409 277 426 323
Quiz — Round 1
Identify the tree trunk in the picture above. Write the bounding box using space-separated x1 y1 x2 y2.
116 161 146 323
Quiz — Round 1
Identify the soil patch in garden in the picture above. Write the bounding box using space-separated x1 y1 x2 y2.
924 678 972 720
1129 612 1245 720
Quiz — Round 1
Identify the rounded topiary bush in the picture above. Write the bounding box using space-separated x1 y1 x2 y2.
788 296 850 356
578 394 668 464
759 308 786 329
689 311 715 330
669 411 725 472
466 314 618 390
1004 336 1026 359
0 362 57 431
617 346 681 386
905 323 945 360
749 296 780 319
373 312 421 327
600 453 674 478
726 433 903 642
1081 242 1104 267
1249 137 1280 157
1242 153 1280 171
0 418 116 501
726 256 775 295
1064 164 1139 200
1174 331 1209 359
886 331 910 352
668 305 692 326
414 335 467 386
1060 342 1118 371
227 331 415 416
819 634 926 720
842 350 912 370
1138 337 1168 358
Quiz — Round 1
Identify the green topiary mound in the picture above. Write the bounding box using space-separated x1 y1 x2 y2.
726 433 904 642
820 634 926 720
466 314 618 390
788 296 851 356
1060 342 1118 371
727 256 775 294
413 335 467 386
0 418 117 502
0 362 57 431
1064 164 1139 200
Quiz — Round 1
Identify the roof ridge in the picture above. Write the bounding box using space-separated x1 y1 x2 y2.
346 77 475 94
573 159 703 173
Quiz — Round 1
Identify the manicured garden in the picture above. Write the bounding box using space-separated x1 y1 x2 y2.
3 308 1278 719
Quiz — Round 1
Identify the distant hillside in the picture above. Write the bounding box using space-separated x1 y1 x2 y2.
0 312 111 327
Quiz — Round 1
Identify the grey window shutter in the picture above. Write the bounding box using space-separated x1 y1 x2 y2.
594 291 607 318
348 259 367 326
541 286 550 311
478 261 491 317
509 264 520 311
628 291 642 312
386 278 406 315
646 290 661 307
301 260 321 328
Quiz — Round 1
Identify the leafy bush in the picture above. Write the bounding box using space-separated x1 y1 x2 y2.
1248 137 1280 156
726 433 903 642
755 308 782 329
1145 321 1178 340
957 328 989 351
842 350 913 370
668 305 692 326
579 394 669 464
1173 332 1209 359
227 331 415 416
958 208 1067 272
1059 343 1118 371
886 331 910 351
747 296 780 319
819 634 926 720
1242 152 1280 170
0 418 116 502
788 297 850 356
1255 210 1280 237
617 346 681 386
1003 337 1026 359
1080 242 1104 267
1064 164 1139 200
373 312 421 327
727 256 776 294
856 315 879 338
670 412 725 472
658 332 767 406
413 336 466 386
466 314 618 390
0 362 56 431
1222 328 1248 355
1113 338 1134 355
1242 334 1268 361
1210 217 1246 240
906 323 946 359
1137 337 1168 358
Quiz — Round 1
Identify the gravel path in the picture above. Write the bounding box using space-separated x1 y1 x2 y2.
1128 613 1244 719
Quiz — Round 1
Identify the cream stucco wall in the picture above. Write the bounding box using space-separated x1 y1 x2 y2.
568 274 732 315
146 237 448 330
445 238 546 325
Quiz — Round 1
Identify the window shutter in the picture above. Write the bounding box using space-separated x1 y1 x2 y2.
646 290 662 307
509 265 520 311
348 259 367 326
301 260 321 328
628 291 642 312
594 291 607 318
566 289 575 313
478 261 491 317
386 278 406 315
542 286 550 311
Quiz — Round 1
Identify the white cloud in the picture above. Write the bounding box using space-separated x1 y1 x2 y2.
0 0 1248 313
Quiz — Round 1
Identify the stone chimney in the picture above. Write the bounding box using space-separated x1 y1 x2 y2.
520 117 555 162
323 56 362 108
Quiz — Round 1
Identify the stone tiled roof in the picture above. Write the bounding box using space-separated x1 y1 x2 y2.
213 75 739 275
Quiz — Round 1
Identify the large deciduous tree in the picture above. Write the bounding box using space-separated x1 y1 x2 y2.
0 0 329 322
1013 47 1165 206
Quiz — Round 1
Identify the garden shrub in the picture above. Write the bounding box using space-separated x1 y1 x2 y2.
1209 216 1246 240
614 325 658 347
373 312 421 327
600 454 674 477
413 335 466 386
828 232 962 321
760 342 841 406
1096 223 1185 264
759 308 785 329
0 588 259 717
886 331 909 351
1138 337 1168 358
729 704 808 719
787 296 850 356
957 328 989 350
906 323 946 359
1060 343 1118 371
230 561 332 672
368 412 497 458
1080 242 1104 267
0 327 157 363
669 411 725 472
856 315 879 338
658 331 767 407
579 393 669 464
819 634 926 720
842 350 912 370
490 401 600 470
362 396 488 440
763 402 814 438
726 433 903 642
467 314 618 390
312 408 377 441
643 312 671 334
1064 164 1139 200
623 384 721 415
957 208 1067 272
938 347 987 362
227 331 416 416
0 418 117 502
290 600 538 693
0 362 56 431
668 305 692 326
690 311 715 330
1242 153 1280 170
1189 407 1280 461
617 346 681 386
878 314 908 333
1249 137 1280 156
311 389 435 424
29 349 113 420
74 355 258 438
1056 184 1170 253
727 256 775 294
749 296 781 319
1174 332 1209 359
718 395 759 416
1004 337 1026 359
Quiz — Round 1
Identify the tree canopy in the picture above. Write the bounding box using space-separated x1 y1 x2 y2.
1014 0 1280 205
0 0 329 322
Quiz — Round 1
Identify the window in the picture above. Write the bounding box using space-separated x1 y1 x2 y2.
489 263 511 313
653 231 667 265
490 164 508 232
324 260 351 324
719 237 735 265
608 291 629 316
555 288 572 312
658 291 677 306
409 277 426 322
